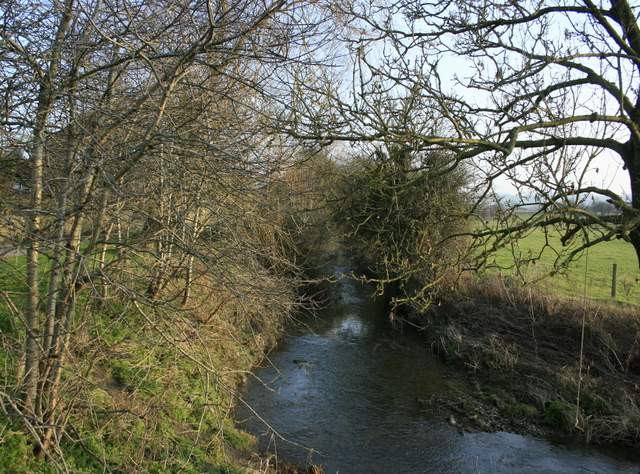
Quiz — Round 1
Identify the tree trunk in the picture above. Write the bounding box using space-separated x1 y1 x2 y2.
98 222 114 302
22 132 44 411
627 144 640 267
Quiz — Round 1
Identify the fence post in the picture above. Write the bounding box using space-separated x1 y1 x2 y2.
611 263 618 298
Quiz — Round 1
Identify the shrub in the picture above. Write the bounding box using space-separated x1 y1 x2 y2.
544 401 575 428
500 404 538 421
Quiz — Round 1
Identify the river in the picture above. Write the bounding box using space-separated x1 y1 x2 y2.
235 252 640 473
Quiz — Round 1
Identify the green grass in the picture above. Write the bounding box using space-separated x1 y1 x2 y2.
484 225 640 304
0 247 264 472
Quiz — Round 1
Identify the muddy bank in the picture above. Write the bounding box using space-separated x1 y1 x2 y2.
412 273 640 449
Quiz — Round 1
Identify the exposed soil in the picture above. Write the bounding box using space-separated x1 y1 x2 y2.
233 451 325 474
256 457 323 474
411 274 640 448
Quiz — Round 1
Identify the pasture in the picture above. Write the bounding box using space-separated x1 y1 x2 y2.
482 224 640 305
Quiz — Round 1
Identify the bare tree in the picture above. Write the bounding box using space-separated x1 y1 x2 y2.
0 0 335 465
330 144 472 310
283 0 640 268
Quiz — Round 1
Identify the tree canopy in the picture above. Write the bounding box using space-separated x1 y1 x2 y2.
284 0 640 267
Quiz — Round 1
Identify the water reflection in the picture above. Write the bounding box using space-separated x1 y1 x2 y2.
236 260 640 473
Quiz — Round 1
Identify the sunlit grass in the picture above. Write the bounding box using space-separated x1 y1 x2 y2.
484 224 640 304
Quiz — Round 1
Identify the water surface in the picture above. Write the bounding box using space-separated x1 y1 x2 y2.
236 254 640 473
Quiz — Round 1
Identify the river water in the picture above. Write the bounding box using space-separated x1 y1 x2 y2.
235 253 640 473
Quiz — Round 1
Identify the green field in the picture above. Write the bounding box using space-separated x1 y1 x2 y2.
483 226 640 305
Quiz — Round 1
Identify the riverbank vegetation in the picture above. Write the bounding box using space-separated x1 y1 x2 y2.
0 172 313 474
0 1 336 471
418 272 640 448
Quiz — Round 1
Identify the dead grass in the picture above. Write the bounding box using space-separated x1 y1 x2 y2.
246 455 324 474
418 272 640 448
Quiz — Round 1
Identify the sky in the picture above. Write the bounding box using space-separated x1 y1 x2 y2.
494 152 632 199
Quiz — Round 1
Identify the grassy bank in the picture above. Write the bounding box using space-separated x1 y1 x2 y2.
418 272 640 448
0 253 295 473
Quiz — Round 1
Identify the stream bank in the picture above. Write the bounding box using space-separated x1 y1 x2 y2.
413 271 640 449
